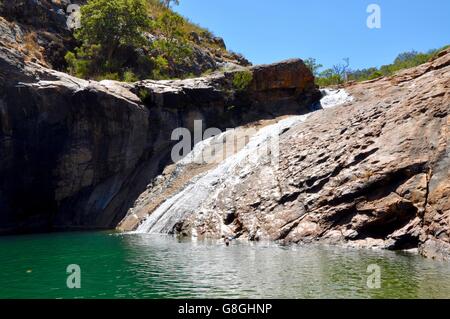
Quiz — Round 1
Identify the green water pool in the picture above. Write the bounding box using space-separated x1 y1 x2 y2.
0 231 449 299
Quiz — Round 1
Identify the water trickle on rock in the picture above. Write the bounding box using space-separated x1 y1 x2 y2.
320 89 354 109
135 89 353 235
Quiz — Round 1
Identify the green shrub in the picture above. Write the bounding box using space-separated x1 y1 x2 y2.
137 88 152 104
150 56 170 79
65 51 77 75
65 0 151 79
429 45 449 59
123 70 139 82
316 71 343 87
65 44 101 78
76 0 150 59
96 72 120 81
150 11 193 77
368 71 383 80
64 0 226 80
304 58 323 77
232 70 253 92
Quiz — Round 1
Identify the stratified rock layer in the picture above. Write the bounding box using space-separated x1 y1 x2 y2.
131 49 450 260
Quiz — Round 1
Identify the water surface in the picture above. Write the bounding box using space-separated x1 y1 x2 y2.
0 232 449 299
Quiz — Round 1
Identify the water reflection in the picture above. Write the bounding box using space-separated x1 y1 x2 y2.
1 232 449 298
121 234 450 299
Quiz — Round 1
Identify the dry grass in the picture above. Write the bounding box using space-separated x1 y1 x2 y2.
21 32 46 65
0 18 47 66
360 169 375 181
146 0 227 53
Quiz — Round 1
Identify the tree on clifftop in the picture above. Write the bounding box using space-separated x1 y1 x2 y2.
65 0 203 80
76 0 150 61
65 0 151 79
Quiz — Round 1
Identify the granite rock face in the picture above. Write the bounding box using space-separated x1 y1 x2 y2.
0 0 82 70
0 69 150 232
130 49 450 260
0 34 320 234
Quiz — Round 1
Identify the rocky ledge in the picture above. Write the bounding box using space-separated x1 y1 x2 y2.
125 49 450 261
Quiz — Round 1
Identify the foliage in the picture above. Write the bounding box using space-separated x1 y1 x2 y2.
314 58 349 86
232 70 253 92
314 45 449 87
148 0 213 42
65 0 151 80
150 11 193 75
75 0 150 60
65 44 101 78
123 70 139 82
304 58 323 77
65 0 205 80
150 55 170 79
316 72 343 87
98 72 121 81
137 88 152 104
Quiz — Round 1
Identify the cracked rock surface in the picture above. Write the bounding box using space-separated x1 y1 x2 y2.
130 49 450 260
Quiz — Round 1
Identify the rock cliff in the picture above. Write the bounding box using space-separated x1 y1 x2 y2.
0 27 319 233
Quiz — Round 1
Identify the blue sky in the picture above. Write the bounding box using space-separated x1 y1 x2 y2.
175 0 450 71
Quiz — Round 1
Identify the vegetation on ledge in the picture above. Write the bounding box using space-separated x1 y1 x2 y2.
232 70 254 92
65 0 233 82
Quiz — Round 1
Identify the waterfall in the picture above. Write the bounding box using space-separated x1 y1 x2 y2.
135 89 353 234
320 89 354 108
